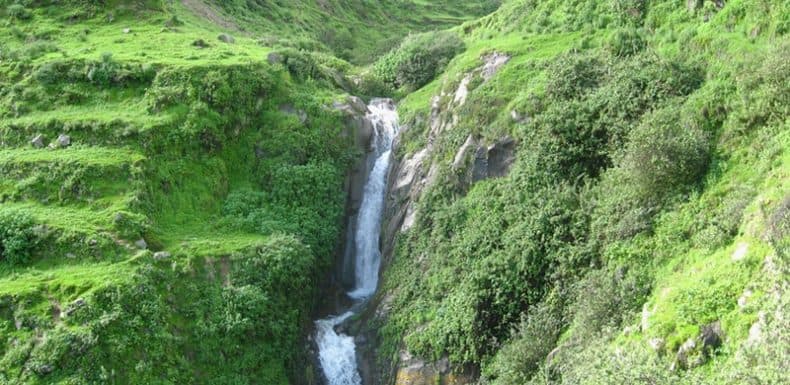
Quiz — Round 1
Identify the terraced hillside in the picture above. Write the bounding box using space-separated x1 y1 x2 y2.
0 1 391 383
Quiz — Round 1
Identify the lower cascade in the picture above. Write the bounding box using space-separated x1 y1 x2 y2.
315 99 400 385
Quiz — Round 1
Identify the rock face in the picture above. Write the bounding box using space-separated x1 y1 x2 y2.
278 103 308 124
394 354 476 385
334 96 375 288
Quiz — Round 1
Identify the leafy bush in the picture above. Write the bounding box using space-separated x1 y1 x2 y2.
546 53 607 100
221 162 344 258
619 106 711 199
483 295 565 385
0 210 39 266
86 52 120 85
373 31 465 91
592 105 710 240
7 4 31 20
606 27 645 56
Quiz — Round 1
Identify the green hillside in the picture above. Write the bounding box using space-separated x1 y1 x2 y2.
0 1 787 385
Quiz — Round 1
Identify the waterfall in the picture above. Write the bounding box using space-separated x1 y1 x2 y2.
315 99 399 385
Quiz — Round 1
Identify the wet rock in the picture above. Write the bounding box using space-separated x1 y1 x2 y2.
153 251 172 261
472 146 489 182
467 136 516 182
487 136 516 178
218 33 235 44
31 134 45 148
348 96 368 115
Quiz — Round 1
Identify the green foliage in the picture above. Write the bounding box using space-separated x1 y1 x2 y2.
0 209 39 266
6 4 30 20
606 27 645 56
221 162 345 258
373 31 465 91
483 294 565 385
593 104 711 240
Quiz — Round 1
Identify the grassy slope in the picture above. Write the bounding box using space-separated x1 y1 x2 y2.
0 1 503 383
200 0 500 63
0 1 344 384
378 0 788 383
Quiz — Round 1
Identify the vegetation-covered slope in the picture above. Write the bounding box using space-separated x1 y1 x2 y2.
0 1 364 383
369 0 789 384
0 0 787 385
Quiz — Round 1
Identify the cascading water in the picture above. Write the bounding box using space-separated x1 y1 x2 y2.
315 99 399 385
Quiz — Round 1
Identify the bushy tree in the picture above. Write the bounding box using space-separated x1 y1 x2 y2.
0 210 39 265
373 30 465 91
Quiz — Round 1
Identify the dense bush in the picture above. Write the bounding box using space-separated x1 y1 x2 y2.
546 53 606 100
373 30 465 91
483 295 565 385
221 162 344 258
591 105 711 241
606 27 645 56
620 107 711 198
6 4 31 20
0 210 39 266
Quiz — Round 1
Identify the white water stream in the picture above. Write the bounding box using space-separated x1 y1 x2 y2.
314 99 399 385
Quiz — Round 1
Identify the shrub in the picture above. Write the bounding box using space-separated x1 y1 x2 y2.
373 30 465 91
7 4 31 20
546 53 606 100
86 52 120 85
619 106 711 199
592 105 711 240
606 27 645 57
483 296 565 385
0 210 39 266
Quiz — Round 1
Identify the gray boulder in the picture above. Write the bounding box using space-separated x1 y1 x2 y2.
218 33 235 44
267 52 283 65
134 238 148 250
279 103 308 124
56 134 70 148
153 251 172 261
700 320 723 354
31 134 45 148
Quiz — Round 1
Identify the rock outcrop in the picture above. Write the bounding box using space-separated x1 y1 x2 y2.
334 96 374 289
